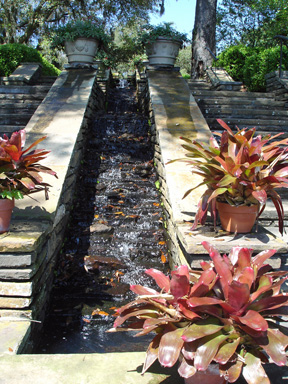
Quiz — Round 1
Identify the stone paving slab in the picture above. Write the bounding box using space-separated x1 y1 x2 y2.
0 321 30 354
0 352 181 384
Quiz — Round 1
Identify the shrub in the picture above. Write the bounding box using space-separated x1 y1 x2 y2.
243 46 288 91
0 44 60 77
216 45 254 83
216 44 288 92
176 45 192 77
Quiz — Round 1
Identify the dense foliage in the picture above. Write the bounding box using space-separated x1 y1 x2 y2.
216 44 288 91
112 241 288 384
0 0 162 45
0 44 60 77
217 0 288 50
175 45 192 77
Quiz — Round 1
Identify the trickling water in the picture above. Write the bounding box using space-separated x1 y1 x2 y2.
34 82 169 354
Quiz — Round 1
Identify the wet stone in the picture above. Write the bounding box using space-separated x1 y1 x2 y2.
35 85 169 354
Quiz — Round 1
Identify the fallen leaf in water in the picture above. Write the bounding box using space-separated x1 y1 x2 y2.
92 309 109 317
161 251 167 263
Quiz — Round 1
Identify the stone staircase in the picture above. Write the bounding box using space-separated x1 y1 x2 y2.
188 80 288 137
0 69 57 136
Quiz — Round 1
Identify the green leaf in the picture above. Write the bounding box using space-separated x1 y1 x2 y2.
142 333 161 374
242 352 270 384
194 332 228 371
214 337 240 364
182 318 223 342
217 174 237 187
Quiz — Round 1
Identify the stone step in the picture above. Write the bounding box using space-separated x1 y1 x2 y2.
190 88 275 99
187 80 211 90
0 85 51 94
196 98 286 108
0 126 26 135
1 114 32 125
0 94 47 102
0 105 38 114
202 107 288 118
207 118 288 131
37 76 57 85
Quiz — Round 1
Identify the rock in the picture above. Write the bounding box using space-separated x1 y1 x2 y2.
90 223 113 234
84 255 126 272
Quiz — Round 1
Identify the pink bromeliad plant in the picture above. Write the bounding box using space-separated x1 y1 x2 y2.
112 242 288 384
0 130 57 200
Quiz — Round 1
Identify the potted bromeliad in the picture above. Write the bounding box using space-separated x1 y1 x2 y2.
111 241 288 384
0 130 57 233
51 19 110 65
169 119 288 234
139 22 188 67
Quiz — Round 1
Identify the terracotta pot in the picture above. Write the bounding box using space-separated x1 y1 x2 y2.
0 198 14 233
184 365 226 384
65 38 99 64
217 201 258 233
145 37 182 67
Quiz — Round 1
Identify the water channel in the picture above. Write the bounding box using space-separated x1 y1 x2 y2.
35 82 169 354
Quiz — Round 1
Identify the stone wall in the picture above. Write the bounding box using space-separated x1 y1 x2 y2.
0 69 105 330
266 71 288 105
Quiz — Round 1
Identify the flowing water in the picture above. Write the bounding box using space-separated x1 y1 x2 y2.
35 83 169 354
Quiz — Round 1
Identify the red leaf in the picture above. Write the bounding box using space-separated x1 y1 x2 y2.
170 274 190 300
236 310 268 331
227 281 250 313
202 241 232 300
178 299 201 320
145 268 170 293
252 249 277 269
219 360 243 383
130 284 159 296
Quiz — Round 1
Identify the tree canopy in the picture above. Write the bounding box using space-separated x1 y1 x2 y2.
0 0 163 45
217 0 288 51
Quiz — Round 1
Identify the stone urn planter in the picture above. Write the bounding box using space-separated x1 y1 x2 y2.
145 37 182 67
65 38 99 65
50 20 110 66
139 23 188 67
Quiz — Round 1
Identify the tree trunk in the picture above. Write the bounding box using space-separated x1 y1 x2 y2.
191 0 217 79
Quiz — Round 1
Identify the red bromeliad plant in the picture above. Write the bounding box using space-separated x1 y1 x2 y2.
0 130 57 200
112 242 288 384
168 119 288 234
